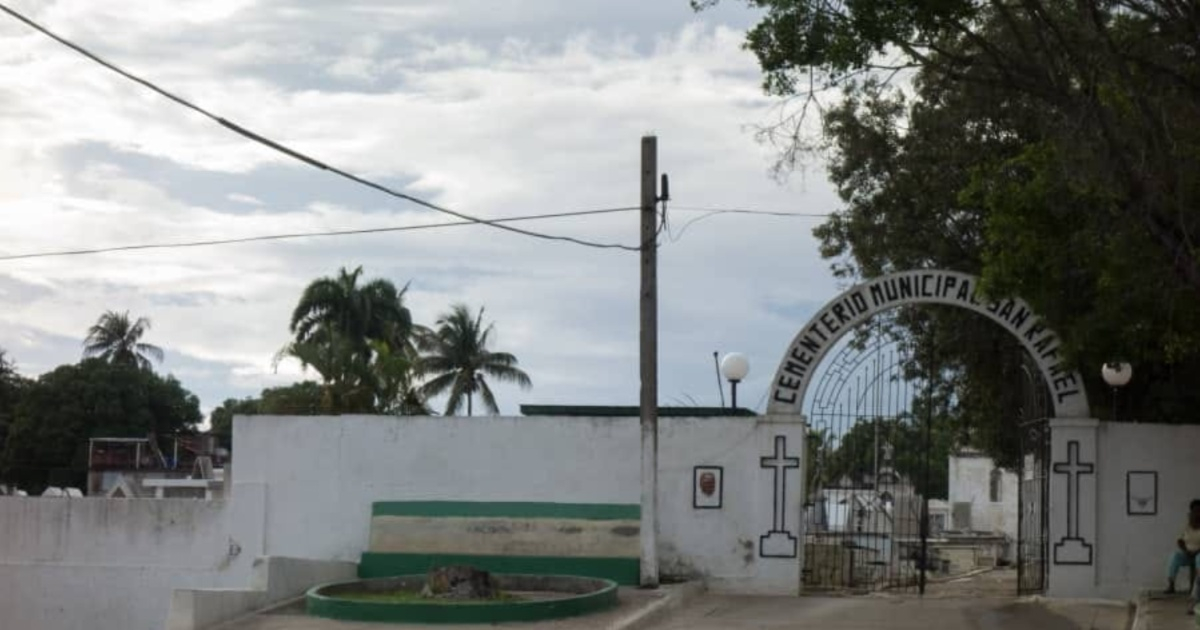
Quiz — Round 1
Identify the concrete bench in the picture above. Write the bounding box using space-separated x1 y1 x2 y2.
359 501 640 585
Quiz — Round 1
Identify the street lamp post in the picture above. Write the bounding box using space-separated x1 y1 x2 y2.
720 353 749 410
1101 362 1133 422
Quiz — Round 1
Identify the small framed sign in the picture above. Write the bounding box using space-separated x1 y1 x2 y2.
693 466 723 509
1126 470 1158 516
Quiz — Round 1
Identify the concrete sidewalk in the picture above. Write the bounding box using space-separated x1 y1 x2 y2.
210 569 1133 630
1136 592 1198 630
654 594 1131 629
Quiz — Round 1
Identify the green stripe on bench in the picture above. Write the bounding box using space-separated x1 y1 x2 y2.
358 552 640 586
371 501 640 521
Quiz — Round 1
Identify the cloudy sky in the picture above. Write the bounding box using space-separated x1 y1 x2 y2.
0 0 845 422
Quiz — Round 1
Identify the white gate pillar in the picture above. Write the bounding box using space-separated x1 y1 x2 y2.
1047 418 1100 598
752 415 805 595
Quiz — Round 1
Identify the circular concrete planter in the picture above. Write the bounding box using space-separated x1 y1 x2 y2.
306 574 618 624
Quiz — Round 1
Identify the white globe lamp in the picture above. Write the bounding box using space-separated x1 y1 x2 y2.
720 353 750 410
1101 362 1132 421
1101 362 1132 387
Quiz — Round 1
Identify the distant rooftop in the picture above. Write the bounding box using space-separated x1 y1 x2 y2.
520 405 756 418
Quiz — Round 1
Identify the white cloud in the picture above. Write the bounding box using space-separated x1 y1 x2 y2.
0 1 842 416
227 193 264 205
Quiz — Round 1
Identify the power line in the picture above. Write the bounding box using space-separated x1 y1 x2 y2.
671 206 834 218
0 207 639 262
0 204 820 262
664 205 833 243
0 3 641 252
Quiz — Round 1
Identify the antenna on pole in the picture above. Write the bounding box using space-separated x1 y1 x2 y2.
713 351 725 408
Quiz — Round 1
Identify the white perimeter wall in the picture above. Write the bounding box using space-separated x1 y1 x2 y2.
233 415 639 562
1091 422 1200 598
0 414 804 630
0 491 265 630
234 414 803 594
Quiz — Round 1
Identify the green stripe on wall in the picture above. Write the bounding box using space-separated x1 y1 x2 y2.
358 552 640 586
371 501 640 521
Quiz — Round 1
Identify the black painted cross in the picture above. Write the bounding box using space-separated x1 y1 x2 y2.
759 435 800 558
1052 440 1095 565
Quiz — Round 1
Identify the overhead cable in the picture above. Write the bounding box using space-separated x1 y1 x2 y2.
0 207 639 262
0 3 640 252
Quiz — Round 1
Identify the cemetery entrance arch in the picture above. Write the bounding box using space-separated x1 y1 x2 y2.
767 270 1090 595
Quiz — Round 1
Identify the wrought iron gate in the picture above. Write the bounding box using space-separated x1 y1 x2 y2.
1017 418 1049 594
1016 364 1051 595
801 325 936 595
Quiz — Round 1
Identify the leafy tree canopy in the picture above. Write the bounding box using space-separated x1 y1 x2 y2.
289 266 413 352
703 0 1200 465
0 350 31 457
809 379 958 500
209 397 261 438
208 381 335 438
281 266 425 415
2 359 201 492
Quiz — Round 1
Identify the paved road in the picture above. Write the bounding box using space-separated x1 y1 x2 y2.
1141 592 1198 630
656 595 1131 630
215 570 1130 630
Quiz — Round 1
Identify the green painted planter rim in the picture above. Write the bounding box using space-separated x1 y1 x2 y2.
306 573 618 624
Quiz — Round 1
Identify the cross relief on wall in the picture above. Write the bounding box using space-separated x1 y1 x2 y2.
759 435 799 559
1052 440 1094 566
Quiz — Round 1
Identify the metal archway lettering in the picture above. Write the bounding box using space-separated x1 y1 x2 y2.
766 270 1090 418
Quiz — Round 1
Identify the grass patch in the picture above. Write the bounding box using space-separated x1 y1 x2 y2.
337 590 523 605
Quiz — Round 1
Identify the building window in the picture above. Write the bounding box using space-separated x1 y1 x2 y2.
989 468 1003 503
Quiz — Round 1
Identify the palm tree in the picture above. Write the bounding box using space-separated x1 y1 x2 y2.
275 335 375 414
419 304 531 416
289 266 413 352
370 340 431 415
83 311 164 370
283 266 419 413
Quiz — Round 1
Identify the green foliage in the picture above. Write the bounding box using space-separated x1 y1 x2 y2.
278 334 377 413
372 339 431 416
715 0 1200 464
282 266 424 414
815 412 955 500
419 304 532 416
806 74 1057 463
289 265 412 353
209 397 261 438
336 590 521 604
83 310 164 370
208 381 336 439
2 359 201 491
0 350 30 457
260 381 328 414
699 0 972 93
265 269 532 420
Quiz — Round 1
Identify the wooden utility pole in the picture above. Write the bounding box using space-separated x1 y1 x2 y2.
639 135 659 588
